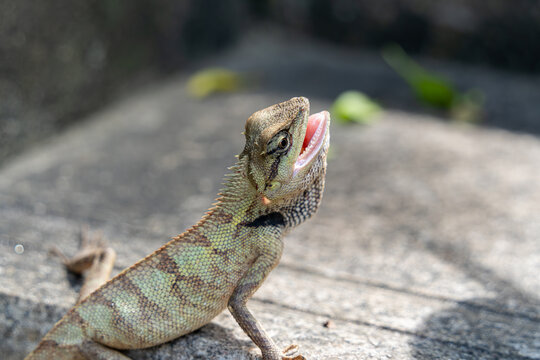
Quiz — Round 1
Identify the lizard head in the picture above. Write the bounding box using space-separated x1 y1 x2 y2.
241 97 330 204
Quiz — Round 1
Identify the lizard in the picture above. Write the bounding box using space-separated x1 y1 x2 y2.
25 96 330 360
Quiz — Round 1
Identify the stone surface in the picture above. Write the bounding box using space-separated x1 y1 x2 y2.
1 33 540 360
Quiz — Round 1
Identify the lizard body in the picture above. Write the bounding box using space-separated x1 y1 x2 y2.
26 97 330 360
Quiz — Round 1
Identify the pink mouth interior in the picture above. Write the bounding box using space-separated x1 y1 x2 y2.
295 111 328 174
302 113 323 154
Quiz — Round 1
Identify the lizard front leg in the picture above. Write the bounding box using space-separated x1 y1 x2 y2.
228 245 305 360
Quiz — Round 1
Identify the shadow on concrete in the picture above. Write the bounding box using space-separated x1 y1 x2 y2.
409 237 540 359
124 322 253 359
410 297 539 360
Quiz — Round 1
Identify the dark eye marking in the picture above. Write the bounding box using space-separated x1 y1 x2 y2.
266 156 281 183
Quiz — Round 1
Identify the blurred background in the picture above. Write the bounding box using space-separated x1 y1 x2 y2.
1 0 540 165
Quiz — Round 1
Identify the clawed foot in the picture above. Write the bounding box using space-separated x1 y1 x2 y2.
281 344 306 360
49 225 116 301
262 344 306 360
49 225 108 274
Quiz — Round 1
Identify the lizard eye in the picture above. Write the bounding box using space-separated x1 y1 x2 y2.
267 131 291 155
278 137 289 149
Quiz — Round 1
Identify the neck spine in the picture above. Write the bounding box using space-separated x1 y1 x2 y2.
205 156 265 226
217 156 256 204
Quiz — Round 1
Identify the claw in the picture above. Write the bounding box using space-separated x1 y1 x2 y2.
281 344 306 360
283 344 298 354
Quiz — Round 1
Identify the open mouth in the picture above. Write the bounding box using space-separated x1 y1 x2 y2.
294 110 329 174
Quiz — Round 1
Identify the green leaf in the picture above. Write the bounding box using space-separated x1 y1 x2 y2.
187 68 245 98
331 91 382 124
382 44 456 109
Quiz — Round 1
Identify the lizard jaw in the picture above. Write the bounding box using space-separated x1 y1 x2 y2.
293 110 329 176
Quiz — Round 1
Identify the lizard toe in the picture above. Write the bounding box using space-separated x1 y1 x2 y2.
281 344 306 360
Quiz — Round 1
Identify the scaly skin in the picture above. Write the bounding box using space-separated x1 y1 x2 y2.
26 97 330 360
